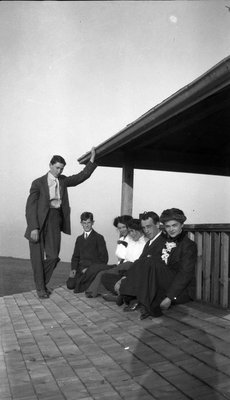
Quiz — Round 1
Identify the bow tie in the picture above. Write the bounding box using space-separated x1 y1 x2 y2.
117 240 128 247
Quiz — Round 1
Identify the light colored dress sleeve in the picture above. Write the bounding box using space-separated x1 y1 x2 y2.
123 235 148 263
115 235 130 263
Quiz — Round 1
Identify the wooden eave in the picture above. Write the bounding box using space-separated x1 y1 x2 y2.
78 56 230 176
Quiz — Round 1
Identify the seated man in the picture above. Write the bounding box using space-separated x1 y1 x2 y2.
66 211 108 292
100 218 148 300
118 208 197 319
85 216 146 298
101 211 166 303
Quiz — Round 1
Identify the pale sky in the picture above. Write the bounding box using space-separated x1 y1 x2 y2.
1 1 230 263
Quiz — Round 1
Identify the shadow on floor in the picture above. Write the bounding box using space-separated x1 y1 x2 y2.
129 308 219 400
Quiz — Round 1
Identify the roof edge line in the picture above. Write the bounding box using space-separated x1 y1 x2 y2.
78 56 230 164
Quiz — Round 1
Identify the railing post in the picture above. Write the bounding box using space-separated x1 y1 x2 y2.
212 232 221 306
220 232 229 308
203 232 211 303
195 232 203 301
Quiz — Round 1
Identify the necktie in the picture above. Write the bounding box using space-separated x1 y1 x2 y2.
54 179 58 198
84 233 88 239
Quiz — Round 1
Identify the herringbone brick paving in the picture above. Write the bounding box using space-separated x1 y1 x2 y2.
1 287 230 400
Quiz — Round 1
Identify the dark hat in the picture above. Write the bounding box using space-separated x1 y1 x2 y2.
160 208 187 224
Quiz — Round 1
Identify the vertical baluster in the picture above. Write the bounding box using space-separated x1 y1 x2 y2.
195 232 203 301
203 232 211 303
212 232 220 306
220 233 229 308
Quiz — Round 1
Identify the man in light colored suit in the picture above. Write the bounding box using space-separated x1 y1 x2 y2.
25 148 96 298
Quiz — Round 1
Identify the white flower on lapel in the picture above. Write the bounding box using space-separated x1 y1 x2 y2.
161 242 177 264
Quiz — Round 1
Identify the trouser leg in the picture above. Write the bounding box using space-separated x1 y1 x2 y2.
29 209 62 292
86 270 105 296
29 239 45 292
101 273 123 295
43 209 62 285
86 264 117 296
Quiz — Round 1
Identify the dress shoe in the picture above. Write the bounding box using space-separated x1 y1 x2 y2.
45 287 52 295
140 307 151 320
85 292 93 298
140 306 163 319
123 300 139 312
37 291 49 299
116 295 124 306
151 306 163 317
102 294 118 302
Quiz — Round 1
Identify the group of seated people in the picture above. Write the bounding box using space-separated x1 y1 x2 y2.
66 208 197 320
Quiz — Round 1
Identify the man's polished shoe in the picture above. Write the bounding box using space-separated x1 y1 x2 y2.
45 287 52 295
37 291 49 299
139 306 151 320
151 306 163 317
116 295 124 306
139 305 163 319
123 300 139 312
85 292 93 298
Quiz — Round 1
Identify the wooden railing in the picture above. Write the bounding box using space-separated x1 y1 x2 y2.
184 224 230 308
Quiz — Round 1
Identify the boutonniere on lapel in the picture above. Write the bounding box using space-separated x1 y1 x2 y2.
161 242 177 264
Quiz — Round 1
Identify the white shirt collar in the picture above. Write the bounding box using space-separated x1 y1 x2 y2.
48 171 57 181
84 230 92 237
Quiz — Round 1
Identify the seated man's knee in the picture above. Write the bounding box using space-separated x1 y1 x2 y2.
101 273 118 294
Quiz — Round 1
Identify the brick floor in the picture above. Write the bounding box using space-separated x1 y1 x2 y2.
1 287 230 400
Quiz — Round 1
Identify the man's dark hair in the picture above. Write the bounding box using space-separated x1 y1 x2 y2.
139 211 159 225
50 155 66 166
113 215 133 228
80 212 94 222
127 218 142 232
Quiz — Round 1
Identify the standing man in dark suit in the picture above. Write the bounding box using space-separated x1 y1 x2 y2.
25 148 97 299
66 211 108 293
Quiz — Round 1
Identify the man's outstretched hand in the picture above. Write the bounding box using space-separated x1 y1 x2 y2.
90 147 96 163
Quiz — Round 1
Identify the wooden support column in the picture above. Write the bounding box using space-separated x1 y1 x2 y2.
121 164 134 216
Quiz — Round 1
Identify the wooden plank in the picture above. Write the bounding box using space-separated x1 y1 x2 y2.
121 164 133 216
203 232 211 303
188 232 194 241
195 232 203 301
220 233 229 308
211 232 220 306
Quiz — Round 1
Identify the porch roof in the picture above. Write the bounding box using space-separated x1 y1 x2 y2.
78 56 230 177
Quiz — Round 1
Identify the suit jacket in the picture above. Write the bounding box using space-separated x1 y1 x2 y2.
25 161 97 240
139 232 166 260
120 233 166 278
71 229 108 273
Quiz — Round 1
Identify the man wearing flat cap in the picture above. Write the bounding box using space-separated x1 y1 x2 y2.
119 208 197 319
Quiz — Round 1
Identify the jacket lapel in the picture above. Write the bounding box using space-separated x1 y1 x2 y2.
41 174 50 202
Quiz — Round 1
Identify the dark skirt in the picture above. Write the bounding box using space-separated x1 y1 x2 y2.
120 257 194 315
